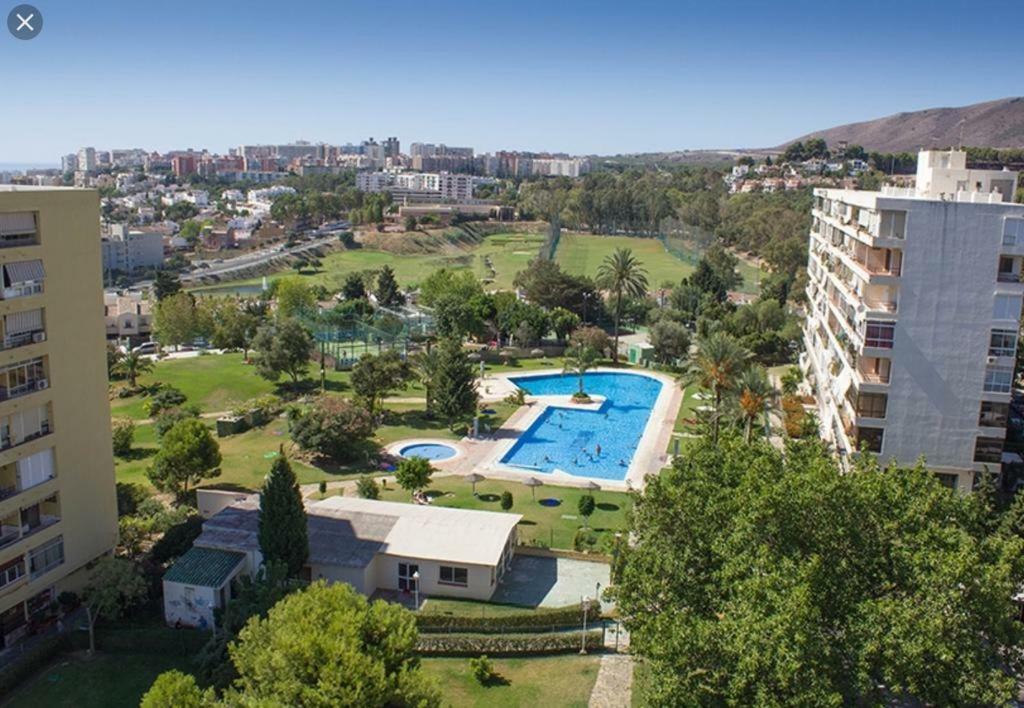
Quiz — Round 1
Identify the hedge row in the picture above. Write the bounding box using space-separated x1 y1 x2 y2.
416 600 602 634
0 633 70 697
416 629 604 656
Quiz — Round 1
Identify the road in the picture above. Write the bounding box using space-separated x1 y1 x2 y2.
181 232 343 283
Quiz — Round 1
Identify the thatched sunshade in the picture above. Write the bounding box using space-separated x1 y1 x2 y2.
524 476 544 500
464 472 485 495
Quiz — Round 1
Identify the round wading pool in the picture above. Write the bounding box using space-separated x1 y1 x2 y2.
398 442 458 461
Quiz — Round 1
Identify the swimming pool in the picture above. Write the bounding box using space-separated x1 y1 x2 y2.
398 442 458 461
500 371 663 481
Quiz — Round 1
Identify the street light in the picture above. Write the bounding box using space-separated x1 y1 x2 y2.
580 595 590 654
412 571 420 609
582 292 593 324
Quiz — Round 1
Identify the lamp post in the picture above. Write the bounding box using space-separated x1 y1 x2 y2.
582 292 593 324
580 595 590 654
412 570 421 609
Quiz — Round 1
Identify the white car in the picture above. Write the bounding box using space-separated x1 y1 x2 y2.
132 341 160 356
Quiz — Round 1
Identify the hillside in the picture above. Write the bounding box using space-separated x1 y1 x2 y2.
780 97 1024 153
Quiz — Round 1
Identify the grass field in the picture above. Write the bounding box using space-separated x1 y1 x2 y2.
7 652 600 708
420 655 601 708
376 476 632 549
193 231 546 296
556 233 761 292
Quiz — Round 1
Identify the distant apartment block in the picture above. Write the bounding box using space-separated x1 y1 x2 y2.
801 149 1023 492
0 187 118 651
101 225 164 274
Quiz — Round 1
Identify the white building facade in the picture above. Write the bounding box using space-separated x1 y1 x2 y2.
801 150 1023 492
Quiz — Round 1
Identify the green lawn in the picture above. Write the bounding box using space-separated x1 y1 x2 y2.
556 233 761 293
421 655 600 708
377 476 632 550
193 231 546 296
7 652 600 708
7 651 192 708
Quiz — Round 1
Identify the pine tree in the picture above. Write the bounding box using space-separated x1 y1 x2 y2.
432 337 479 429
375 265 403 308
258 451 309 578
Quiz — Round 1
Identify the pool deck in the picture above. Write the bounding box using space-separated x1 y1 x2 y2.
444 367 683 491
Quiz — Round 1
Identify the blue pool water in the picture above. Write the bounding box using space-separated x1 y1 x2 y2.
501 372 662 481
399 443 457 461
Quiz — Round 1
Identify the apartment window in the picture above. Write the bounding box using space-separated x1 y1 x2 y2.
990 329 1018 358
935 473 959 490
973 437 1004 464
856 427 884 453
0 557 25 589
0 357 46 401
983 368 1014 394
864 321 895 349
1004 218 1024 246
28 535 63 579
0 212 38 248
994 294 1023 321
439 566 469 587
856 393 888 419
979 401 1010 428
999 257 1019 282
878 210 906 239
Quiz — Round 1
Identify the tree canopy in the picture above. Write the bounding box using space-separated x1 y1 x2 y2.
616 436 1024 707
258 453 309 578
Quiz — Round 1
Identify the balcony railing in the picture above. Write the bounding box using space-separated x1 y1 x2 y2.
0 234 38 249
0 330 45 352
1 282 43 301
998 272 1021 283
864 299 898 313
0 379 47 402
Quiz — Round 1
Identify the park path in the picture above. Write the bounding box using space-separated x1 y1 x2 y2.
589 654 634 708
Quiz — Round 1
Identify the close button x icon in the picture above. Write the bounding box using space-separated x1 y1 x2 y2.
7 4 43 39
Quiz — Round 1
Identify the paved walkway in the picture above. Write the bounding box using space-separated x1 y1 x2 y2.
589 654 634 708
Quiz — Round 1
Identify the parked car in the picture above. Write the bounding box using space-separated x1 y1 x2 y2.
132 341 160 356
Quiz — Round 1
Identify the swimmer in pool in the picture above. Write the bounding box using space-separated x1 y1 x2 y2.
596 444 602 456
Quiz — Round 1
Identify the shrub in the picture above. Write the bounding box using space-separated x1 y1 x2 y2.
357 475 380 499
318 480 327 497
417 630 604 656
574 528 599 552
150 514 203 564
500 491 513 511
469 655 496 684
116 482 149 517
154 404 201 439
503 389 526 407
136 497 167 518
144 385 187 417
111 419 135 457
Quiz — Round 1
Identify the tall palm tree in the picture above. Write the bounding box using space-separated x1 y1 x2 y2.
735 365 777 443
596 248 648 363
563 345 598 398
685 332 750 444
114 350 155 388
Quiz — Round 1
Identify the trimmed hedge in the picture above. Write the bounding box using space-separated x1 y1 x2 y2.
417 629 604 656
0 633 70 698
416 599 602 634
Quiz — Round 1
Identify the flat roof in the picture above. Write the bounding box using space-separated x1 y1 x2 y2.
164 546 245 588
195 495 521 570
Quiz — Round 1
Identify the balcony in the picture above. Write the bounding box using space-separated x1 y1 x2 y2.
0 330 45 352
0 496 60 548
0 213 38 250
997 272 1021 284
0 378 48 403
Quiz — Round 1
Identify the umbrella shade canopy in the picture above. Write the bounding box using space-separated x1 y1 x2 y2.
464 473 485 483
524 476 543 500
583 480 602 491
530 348 545 357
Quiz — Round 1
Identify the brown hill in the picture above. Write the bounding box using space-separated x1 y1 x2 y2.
780 97 1024 153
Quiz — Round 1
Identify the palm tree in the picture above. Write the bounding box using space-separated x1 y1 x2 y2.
596 248 648 363
685 332 750 444
412 346 441 417
113 350 155 388
563 345 598 398
735 366 777 443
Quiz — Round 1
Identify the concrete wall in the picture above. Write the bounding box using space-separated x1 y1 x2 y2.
372 554 497 601
163 581 217 630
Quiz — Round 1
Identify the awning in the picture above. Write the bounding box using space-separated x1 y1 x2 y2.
0 213 36 237
4 260 45 285
4 309 42 335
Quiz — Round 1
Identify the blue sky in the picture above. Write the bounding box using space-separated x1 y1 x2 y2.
2 0 1022 163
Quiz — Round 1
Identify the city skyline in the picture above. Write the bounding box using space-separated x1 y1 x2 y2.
2 0 1024 163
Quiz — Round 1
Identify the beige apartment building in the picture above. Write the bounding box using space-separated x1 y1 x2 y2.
0 187 117 651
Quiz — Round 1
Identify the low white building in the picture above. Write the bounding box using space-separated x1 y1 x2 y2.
163 494 521 628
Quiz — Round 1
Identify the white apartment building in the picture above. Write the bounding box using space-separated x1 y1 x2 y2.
76 148 96 174
101 226 164 274
801 149 1023 492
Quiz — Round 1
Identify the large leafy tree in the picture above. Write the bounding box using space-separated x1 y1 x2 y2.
153 270 182 301
147 418 222 501
251 318 313 386
258 453 309 578
289 396 376 463
351 350 412 417
685 332 750 444
274 277 316 320
395 456 433 498
596 248 648 363
144 583 439 707
512 259 599 318
431 337 479 429
155 292 209 348
648 319 690 366
616 436 1024 707
82 556 148 654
